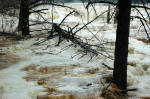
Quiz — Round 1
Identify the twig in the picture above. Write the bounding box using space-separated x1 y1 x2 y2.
59 11 76 26
102 63 114 70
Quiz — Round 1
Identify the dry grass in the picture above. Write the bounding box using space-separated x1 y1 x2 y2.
85 67 99 74
142 64 149 71
101 83 127 99
37 92 104 99
100 25 109 31
22 75 40 81
110 42 115 46
21 64 37 71
140 97 150 99
39 66 64 74
105 41 115 46
0 38 18 47
128 48 135 54
22 64 104 99
0 53 20 70
37 94 76 99
22 64 80 82
0 37 20 70
130 25 137 29
100 74 134 99
137 38 150 44
0 40 10 47
128 62 137 67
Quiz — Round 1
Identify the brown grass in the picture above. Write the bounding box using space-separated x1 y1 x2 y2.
37 93 104 99
85 68 99 74
128 62 137 67
0 36 20 70
106 42 115 46
37 94 76 99
130 25 137 29
22 64 81 82
142 64 149 71
21 64 37 71
140 97 150 99
101 83 127 99
22 75 39 81
0 40 9 47
39 66 64 74
0 39 18 47
0 53 20 70
128 48 134 54
22 65 104 99
137 38 150 44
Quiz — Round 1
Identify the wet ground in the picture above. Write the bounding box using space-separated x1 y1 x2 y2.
0 34 20 70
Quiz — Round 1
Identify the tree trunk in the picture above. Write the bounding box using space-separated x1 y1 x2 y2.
114 7 118 24
18 0 29 36
107 4 110 23
113 0 131 93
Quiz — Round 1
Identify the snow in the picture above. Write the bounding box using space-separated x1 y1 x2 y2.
0 62 45 99
57 75 102 98
1 3 150 99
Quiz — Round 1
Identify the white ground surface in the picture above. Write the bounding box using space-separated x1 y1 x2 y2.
0 3 150 99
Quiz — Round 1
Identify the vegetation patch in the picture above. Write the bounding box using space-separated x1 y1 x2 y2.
142 64 149 71
0 53 20 70
37 93 77 99
22 64 81 82
128 48 135 54
128 62 137 67
85 67 99 74
0 39 18 47
137 38 150 44
21 64 37 71
21 64 105 99
105 41 115 46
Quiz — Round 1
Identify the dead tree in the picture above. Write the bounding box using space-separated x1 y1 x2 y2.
33 9 113 62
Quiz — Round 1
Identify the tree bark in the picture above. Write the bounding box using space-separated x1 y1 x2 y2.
113 0 131 93
107 4 110 23
18 0 29 36
114 7 118 24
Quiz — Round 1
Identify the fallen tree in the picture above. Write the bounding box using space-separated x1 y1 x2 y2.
33 8 113 62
